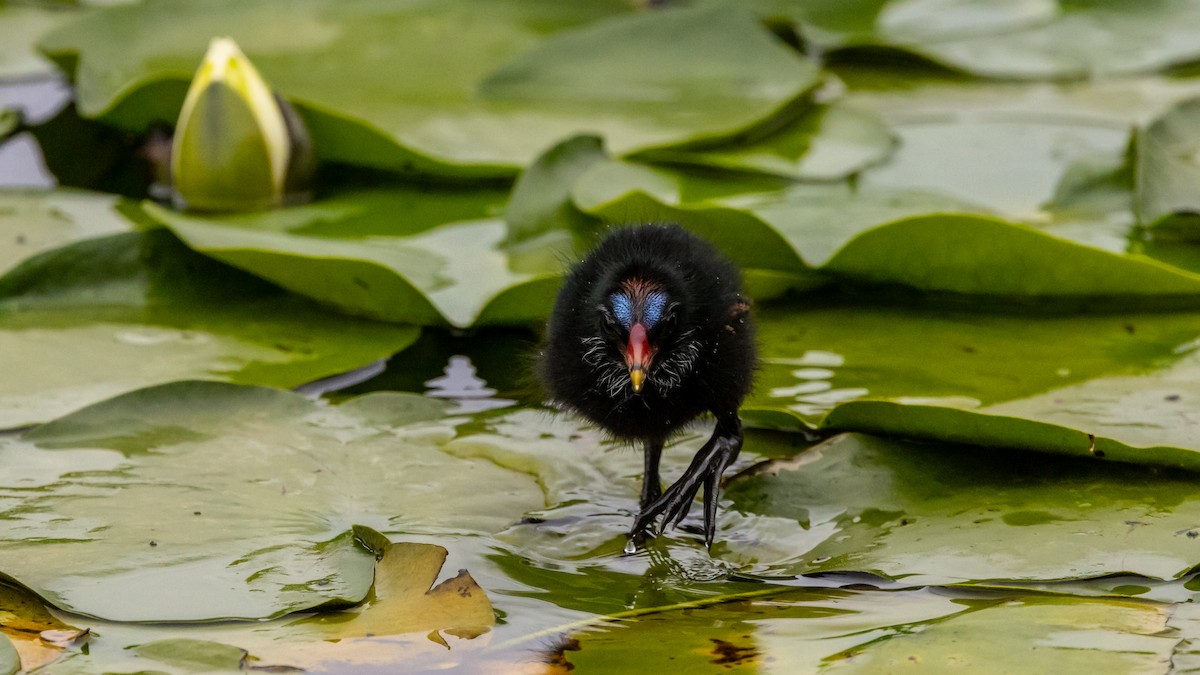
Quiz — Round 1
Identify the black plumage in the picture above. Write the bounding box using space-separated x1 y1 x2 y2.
539 224 756 550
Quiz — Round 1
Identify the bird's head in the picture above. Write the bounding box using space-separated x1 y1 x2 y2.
596 277 678 395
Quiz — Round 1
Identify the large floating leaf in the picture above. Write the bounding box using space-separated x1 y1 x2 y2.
1136 96 1200 231
564 587 970 672
0 381 541 620
0 4 81 80
738 0 1200 79
725 433 1200 583
0 227 419 428
136 186 562 328
635 100 897 181
746 302 1200 466
826 595 1178 673
40 0 820 176
0 189 132 278
573 160 1200 298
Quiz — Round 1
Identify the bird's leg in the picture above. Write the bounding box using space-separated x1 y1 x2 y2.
640 438 664 508
632 414 742 549
626 438 665 553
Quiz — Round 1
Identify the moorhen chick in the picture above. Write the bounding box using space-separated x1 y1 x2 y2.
539 224 756 551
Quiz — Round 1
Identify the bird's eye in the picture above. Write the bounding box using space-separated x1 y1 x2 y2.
597 305 623 340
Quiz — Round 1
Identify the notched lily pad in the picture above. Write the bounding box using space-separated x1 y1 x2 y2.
0 381 541 620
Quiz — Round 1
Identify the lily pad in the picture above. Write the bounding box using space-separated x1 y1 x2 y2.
564 587 971 672
725 432 1200 583
502 134 605 272
298 535 495 640
136 186 564 328
746 301 1200 466
0 189 132 278
635 100 897 181
573 160 1200 298
0 381 541 620
0 582 84 673
0 228 420 428
0 4 80 80
825 595 1177 673
40 0 820 176
742 0 1200 79
1136 96 1200 232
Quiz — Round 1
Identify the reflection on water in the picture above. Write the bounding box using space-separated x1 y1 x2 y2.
764 350 869 417
425 354 515 414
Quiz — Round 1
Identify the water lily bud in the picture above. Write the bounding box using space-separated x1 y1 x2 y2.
171 37 313 212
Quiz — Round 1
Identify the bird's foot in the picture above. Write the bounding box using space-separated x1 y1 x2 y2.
630 421 742 549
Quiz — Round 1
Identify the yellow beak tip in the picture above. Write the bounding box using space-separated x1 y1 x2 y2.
630 369 645 393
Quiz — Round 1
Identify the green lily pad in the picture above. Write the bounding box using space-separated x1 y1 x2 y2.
746 301 1200 465
826 595 1177 673
840 71 1200 248
564 587 971 672
40 0 820 176
739 0 1200 79
0 637 14 675
502 134 605 272
0 381 541 620
0 227 419 429
1136 96 1200 232
136 186 563 328
634 100 897 181
574 160 1200 298
725 432 1200 583
132 639 249 672
0 189 132 278
0 3 79 80
878 0 1200 80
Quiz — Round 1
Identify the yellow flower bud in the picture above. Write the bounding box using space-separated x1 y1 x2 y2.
171 37 313 212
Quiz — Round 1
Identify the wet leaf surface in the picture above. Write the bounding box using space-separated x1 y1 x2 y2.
0 189 132 278
725 433 1200 583
0 228 419 428
136 186 562 328
0 381 539 620
40 0 819 176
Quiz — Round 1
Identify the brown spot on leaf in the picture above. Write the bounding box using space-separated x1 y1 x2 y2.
710 637 757 667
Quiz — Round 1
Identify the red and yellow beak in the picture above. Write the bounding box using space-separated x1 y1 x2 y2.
625 322 653 393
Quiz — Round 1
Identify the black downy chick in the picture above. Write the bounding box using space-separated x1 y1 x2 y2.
539 224 756 551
